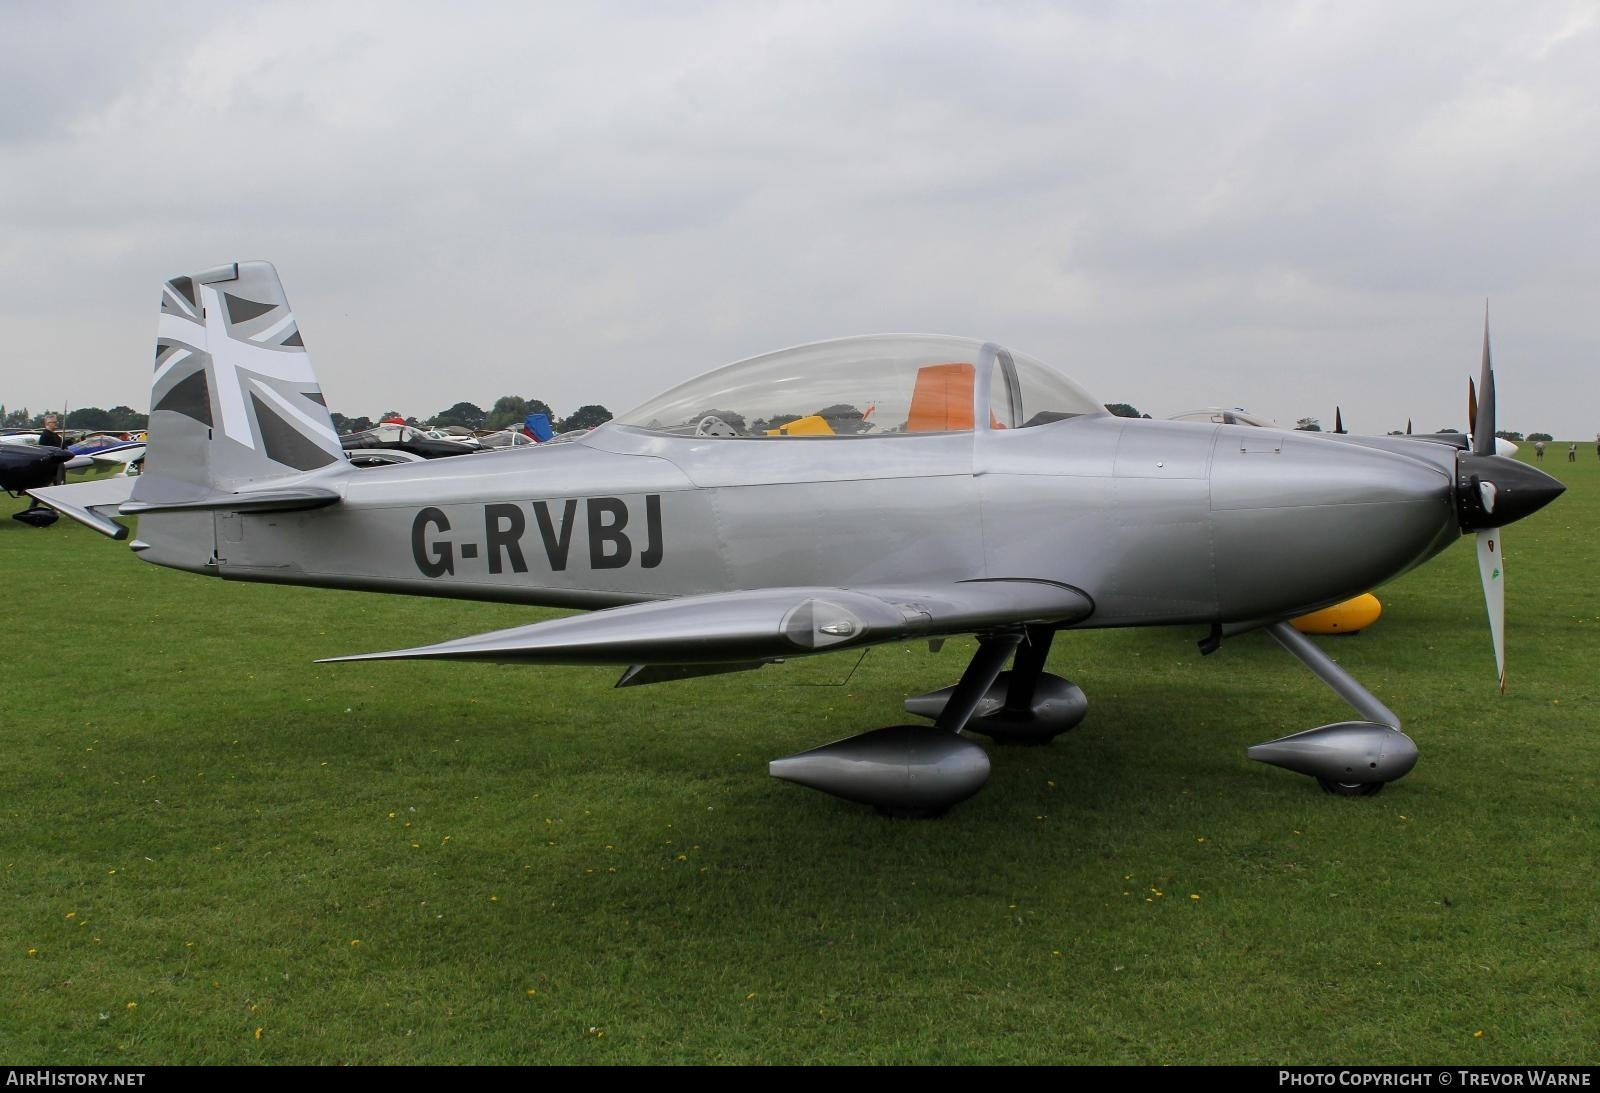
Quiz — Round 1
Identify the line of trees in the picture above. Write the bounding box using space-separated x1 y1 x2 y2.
2 405 151 430
430 396 607 432
4 397 613 437
1305 421 1553 441
1104 403 1152 419
327 396 613 437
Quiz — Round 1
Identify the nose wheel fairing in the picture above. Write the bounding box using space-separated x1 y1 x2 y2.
1246 722 1419 789
1248 621 1419 792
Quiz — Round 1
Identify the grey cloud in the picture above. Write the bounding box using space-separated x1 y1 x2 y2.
0 1 1596 437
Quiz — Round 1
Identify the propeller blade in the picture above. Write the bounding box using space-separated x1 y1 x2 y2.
1476 528 1506 693
1468 376 1478 439
1406 417 1412 435
1334 406 1345 434
1473 307 1496 456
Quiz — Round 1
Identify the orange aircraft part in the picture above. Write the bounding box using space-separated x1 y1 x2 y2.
907 363 976 432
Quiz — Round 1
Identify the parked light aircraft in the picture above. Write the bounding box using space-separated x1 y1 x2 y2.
4 441 72 526
32 262 1564 814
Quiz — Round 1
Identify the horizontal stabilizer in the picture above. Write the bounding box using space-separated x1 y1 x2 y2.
119 476 340 515
27 476 137 540
323 579 1093 668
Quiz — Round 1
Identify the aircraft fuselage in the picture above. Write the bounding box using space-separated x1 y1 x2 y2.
137 416 1462 630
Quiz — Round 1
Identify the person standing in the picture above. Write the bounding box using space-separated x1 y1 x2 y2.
36 415 67 484
1535 440 1546 461
1569 443 1577 463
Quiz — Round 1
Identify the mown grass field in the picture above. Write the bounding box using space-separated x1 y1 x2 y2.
2 448 1596 1065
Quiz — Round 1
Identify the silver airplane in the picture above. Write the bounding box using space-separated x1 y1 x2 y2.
34 261 1564 815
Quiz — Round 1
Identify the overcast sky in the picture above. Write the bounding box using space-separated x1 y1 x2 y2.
2 1 1596 437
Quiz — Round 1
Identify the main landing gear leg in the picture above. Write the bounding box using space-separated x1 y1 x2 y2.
904 624 1087 744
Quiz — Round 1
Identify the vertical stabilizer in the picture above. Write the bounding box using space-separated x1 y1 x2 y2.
134 261 346 571
144 261 342 494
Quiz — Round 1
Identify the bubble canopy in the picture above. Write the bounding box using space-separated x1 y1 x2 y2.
615 335 1107 438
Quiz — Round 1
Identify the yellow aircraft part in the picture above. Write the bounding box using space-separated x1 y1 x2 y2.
767 415 835 436
1291 593 1382 635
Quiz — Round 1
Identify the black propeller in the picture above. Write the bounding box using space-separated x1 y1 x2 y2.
1472 309 1497 457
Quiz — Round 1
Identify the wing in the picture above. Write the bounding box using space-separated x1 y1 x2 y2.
27 476 138 540
321 579 1093 675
